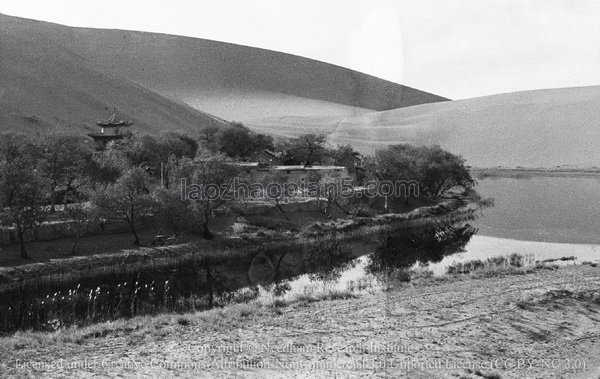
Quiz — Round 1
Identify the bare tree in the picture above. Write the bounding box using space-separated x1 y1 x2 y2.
64 200 90 255
0 168 49 258
38 133 93 212
175 153 239 239
91 167 156 245
281 134 327 166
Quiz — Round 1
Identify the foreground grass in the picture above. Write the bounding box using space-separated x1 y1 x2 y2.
2 261 599 379
0 254 561 351
0 285 359 353
1 304 258 352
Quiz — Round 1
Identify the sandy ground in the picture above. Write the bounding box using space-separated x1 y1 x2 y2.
2 264 600 379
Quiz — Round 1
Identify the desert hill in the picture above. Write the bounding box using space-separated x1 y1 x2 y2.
5 13 593 169
0 14 230 137
249 86 600 168
0 13 447 129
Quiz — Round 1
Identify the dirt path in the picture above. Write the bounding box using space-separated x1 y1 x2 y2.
2 265 600 378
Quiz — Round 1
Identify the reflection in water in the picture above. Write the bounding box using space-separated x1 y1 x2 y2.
0 213 478 333
366 224 477 276
261 222 479 305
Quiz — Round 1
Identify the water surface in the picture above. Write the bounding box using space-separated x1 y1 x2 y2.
474 176 600 244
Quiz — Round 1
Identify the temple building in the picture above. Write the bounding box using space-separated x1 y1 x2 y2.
88 108 134 149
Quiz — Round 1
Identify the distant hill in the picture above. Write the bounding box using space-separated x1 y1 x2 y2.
0 13 448 133
0 14 230 137
249 86 600 168
13 13 594 170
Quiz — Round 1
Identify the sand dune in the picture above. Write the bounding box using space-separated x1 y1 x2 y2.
3 13 596 169
251 86 600 168
0 14 229 136
0 13 447 132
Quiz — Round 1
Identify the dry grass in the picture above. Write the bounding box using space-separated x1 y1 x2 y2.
1 260 593 369
253 281 360 310
0 302 270 354
0 282 360 350
445 253 547 278
457 253 520 271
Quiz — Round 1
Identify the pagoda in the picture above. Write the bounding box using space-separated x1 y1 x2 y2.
88 107 134 148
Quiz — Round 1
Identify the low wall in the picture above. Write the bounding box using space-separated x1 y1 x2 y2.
0 219 131 247
231 198 326 215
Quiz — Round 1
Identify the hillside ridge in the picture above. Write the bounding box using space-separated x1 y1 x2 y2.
249 85 600 168
0 12 448 125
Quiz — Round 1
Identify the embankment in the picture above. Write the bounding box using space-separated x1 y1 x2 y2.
1 263 599 378
0 198 475 290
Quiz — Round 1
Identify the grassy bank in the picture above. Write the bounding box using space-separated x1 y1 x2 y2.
0 198 477 333
1 262 599 378
0 198 472 291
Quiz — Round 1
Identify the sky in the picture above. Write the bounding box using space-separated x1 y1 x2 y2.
1 0 599 99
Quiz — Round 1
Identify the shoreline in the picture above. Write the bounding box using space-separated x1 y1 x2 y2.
428 235 600 276
471 167 600 178
0 198 473 290
0 198 478 334
2 263 599 378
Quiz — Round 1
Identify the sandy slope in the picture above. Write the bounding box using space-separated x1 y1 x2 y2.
2 265 599 378
0 16 231 137
0 13 447 128
250 86 600 168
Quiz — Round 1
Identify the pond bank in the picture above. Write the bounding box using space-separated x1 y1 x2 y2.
0 198 478 333
427 235 600 276
0 198 474 290
2 264 599 378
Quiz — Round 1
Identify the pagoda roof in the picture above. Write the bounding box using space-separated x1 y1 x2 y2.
97 109 134 128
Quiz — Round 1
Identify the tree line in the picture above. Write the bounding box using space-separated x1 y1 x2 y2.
0 123 475 258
